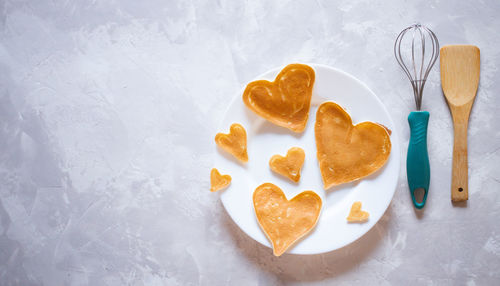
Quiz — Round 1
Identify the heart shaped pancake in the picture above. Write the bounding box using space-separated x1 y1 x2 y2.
210 168 231 192
253 183 322 256
315 102 391 189
215 123 248 163
346 201 369 222
242 64 315 133
269 147 305 182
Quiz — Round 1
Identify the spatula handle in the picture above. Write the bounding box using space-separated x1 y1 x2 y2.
451 106 470 202
407 111 430 209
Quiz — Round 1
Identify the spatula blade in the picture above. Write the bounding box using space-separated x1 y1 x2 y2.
440 45 480 106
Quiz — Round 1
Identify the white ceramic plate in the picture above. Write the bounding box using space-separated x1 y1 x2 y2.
215 64 400 255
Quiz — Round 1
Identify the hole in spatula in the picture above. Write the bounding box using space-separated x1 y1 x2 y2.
458 187 463 192
414 188 426 205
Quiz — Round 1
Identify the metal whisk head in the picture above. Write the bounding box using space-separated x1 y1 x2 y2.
394 23 439 110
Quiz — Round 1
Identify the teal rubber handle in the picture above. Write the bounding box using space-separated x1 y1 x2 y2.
407 111 430 209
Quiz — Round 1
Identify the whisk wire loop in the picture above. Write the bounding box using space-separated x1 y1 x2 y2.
394 24 439 110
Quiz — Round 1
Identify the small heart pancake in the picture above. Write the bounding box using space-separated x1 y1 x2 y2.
215 123 248 163
346 201 369 222
210 168 231 192
253 183 322 256
315 102 391 189
269 147 305 182
243 64 315 133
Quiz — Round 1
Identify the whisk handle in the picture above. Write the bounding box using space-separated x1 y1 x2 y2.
407 111 430 209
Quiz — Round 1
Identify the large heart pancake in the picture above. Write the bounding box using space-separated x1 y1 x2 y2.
242 64 315 133
253 183 322 256
315 102 391 189
269 147 305 183
215 123 248 163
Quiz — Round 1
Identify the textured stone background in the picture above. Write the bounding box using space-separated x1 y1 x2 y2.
0 0 499 285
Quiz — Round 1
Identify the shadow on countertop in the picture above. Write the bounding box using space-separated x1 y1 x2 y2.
219 200 393 282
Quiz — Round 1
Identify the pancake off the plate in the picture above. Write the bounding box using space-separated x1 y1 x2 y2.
210 168 231 192
253 183 322 256
242 64 315 133
315 102 391 189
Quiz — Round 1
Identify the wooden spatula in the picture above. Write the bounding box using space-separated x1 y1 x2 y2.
440 45 480 202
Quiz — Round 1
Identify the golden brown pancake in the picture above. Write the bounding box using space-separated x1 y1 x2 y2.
376 123 392 135
346 201 369 222
210 168 231 192
242 64 315 133
269 147 305 183
315 102 391 189
215 123 248 163
253 183 322 256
